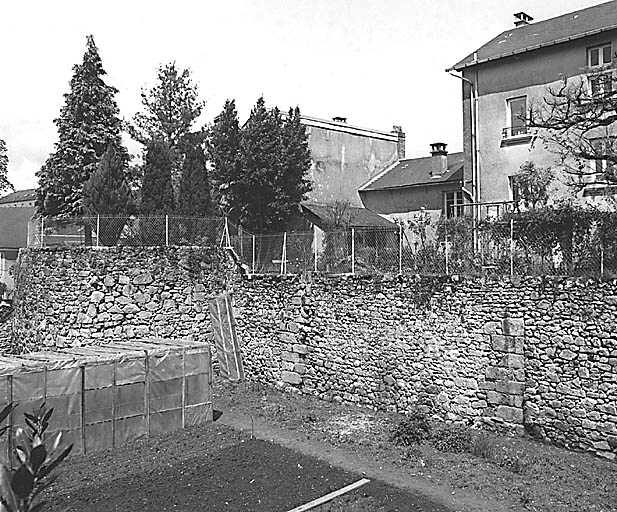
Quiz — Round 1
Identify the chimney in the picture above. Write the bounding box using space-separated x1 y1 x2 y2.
332 116 347 123
514 12 533 27
430 142 448 176
392 125 406 159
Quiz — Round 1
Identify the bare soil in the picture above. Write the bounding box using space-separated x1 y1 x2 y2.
42 379 617 511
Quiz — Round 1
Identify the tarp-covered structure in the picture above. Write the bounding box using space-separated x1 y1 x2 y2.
0 339 212 457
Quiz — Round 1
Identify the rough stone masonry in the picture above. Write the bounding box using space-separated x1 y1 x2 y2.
7 247 617 460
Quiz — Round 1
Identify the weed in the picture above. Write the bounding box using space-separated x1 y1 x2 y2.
431 424 472 453
389 411 432 447
469 431 497 460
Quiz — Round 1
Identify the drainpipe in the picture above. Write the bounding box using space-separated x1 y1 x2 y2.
448 70 479 211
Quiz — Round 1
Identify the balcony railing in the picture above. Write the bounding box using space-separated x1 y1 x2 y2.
502 125 529 139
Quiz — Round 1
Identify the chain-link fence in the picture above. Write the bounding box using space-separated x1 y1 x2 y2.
27 215 225 249
27 213 616 278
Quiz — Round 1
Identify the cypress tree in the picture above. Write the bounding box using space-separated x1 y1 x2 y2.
140 140 175 215
177 142 212 216
207 99 241 215
36 35 128 217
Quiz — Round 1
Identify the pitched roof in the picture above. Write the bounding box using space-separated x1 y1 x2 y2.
449 1 617 71
359 152 464 192
0 207 35 249
301 203 397 229
0 188 37 205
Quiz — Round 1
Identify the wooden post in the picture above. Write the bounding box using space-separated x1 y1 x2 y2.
96 215 100 248
398 224 403 275
444 235 449 275
510 218 514 276
252 234 256 274
313 225 318 272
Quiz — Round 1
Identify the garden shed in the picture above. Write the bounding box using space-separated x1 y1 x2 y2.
0 339 212 457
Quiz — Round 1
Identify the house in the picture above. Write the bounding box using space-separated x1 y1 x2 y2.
358 143 466 220
447 1 617 210
0 189 36 208
299 115 405 207
0 189 36 290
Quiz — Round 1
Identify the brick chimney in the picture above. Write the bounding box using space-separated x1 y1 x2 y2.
430 142 448 176
514 12 533 27
392 125 406 159
332 116 347 123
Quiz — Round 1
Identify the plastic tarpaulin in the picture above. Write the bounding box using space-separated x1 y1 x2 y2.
0 339 212 460
208 292 245 382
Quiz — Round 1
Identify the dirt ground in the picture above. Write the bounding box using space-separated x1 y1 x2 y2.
42 379 617 512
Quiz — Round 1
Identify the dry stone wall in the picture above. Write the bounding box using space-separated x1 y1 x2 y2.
12 247 233 351
9 247 617 460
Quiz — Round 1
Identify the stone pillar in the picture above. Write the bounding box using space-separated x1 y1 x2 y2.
483 316 525 432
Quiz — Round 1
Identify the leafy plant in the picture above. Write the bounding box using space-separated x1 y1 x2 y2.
431 424 472 453
0 404 73 512
389 411 432 447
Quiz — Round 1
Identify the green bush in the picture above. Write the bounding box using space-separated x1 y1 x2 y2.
431 424 472 453
390 411 432 447
469 431 497 460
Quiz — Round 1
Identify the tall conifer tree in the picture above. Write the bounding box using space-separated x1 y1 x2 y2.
177 142 212 216
36 36 128 217
207 99 241 215
0 140 12 195
140 140 175 215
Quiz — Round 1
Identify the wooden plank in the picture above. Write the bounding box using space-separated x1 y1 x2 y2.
285 478 371 512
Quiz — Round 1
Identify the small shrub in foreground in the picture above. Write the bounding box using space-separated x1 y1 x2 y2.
390 411 432 447
469 431 497 460
431 424 472 453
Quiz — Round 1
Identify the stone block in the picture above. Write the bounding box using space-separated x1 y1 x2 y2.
502 317 524 336
496 405 523 423
90 291 104 303
294 363 306 375
103 276 115 287
483 321 500 334
500 354 524 369
281 351 300 363
559 349 577 361
487 391 508 405
495 381 524 395
281 371 302 385
123 304 139 314
492 335 523 354
133 272 153 286
279 332 297 344
293 344 309 355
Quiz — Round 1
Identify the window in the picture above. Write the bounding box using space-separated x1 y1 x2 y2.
587 43 612 68
508 175 521 203
503 97 527 138
444 191 464 218
587 43 614 97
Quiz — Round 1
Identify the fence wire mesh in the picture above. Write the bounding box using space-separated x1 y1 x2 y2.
27 214 615 278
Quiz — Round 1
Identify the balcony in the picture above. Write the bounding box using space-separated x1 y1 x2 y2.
501 125 533 147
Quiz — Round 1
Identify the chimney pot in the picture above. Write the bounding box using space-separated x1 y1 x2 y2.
332 116 347 123
514 12 533 27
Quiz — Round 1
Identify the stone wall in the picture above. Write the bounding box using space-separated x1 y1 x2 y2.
9 248 617 460
12 247 232 351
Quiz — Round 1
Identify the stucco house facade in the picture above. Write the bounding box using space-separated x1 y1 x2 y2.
300 115 405 207
0 189 37 290
448 1 617 210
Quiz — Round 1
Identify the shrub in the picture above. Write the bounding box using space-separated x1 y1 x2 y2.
0 404 73 512
390 411 432 447
431 424 472 453
469 431 497 460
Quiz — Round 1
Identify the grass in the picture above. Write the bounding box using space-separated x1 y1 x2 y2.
216 380 617 512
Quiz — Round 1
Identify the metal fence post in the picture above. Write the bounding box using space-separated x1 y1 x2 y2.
40 217 44 248
165 215 169 247
96 215 100 248
445 234 449 275
510 218 514 276
313 225 318 273
252 235 256 274
601 245 605 278
398 224 403 275
280 232 287 276
351 228 355 275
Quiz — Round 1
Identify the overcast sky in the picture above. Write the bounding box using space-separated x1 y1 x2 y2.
0 0 607 191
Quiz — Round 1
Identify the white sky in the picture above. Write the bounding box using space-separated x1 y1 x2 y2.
0 0 607 191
